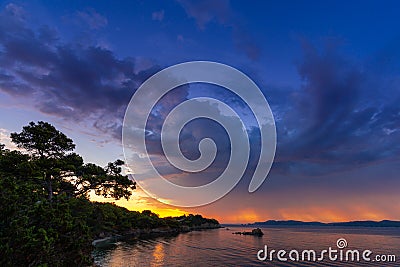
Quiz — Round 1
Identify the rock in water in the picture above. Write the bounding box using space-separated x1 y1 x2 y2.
251 228 264 236
232 228 264 236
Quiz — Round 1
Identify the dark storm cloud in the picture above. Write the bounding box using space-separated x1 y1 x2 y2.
1 3 399 181
177 0 261 60
0 5 160 139
272 41 400 176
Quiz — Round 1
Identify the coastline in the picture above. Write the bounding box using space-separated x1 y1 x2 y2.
92 223 222 248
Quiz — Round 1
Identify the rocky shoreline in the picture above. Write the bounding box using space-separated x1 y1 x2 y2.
92 223 222 248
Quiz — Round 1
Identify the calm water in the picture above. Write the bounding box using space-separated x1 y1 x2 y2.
93 226 400 266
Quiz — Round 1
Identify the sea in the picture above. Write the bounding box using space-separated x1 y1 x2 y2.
93 226 400 266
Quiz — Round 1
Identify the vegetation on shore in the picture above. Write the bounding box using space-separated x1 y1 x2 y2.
0 121 219 266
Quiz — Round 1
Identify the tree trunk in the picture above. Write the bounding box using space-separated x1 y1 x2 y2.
45 172 53 201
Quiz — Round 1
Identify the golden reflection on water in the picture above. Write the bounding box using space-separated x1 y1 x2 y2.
150 242 165 267
94 227 400 267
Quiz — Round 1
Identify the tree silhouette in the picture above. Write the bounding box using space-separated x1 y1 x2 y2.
10 121 136 201
11 121 75 159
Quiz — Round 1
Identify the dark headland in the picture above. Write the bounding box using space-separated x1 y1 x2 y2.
229 220 400 227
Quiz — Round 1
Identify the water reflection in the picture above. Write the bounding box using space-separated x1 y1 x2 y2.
93 227 400 267
151 242 165 267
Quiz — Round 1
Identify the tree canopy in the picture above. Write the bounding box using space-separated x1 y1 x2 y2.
11 121 75 159
8 121 136 201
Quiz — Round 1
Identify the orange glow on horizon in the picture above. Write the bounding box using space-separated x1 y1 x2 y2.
89 189 188 218
90 190 399 223
221 208 264 223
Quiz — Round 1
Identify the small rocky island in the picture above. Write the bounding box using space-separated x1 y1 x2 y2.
233 228 264 236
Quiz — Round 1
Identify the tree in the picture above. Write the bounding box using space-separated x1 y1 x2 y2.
0 121 136 266
11 121 75 159
9 121 136 201
74 159 136 200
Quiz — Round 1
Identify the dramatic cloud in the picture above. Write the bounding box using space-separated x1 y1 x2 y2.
177 0 261 60
1 3 399 188
1 1 399 221
271 41 400 175
0 5 159 140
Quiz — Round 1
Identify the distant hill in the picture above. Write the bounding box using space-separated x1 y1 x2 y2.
242 220 400 227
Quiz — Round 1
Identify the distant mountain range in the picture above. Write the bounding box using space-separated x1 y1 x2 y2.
227 220 400 227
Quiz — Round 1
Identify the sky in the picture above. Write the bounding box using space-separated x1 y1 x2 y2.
0 0 399 223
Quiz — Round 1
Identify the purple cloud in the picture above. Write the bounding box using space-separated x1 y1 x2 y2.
1 3 399 183
0 6 159 139
271 40 400 176
177 0 261 61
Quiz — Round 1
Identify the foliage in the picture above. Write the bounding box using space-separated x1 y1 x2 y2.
9 121 136 201
0 121 136 266
10 121 75 159
0 183 93 266
0 121 219 266
175 214 220 227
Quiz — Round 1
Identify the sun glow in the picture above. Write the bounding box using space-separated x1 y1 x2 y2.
89 189 188 218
